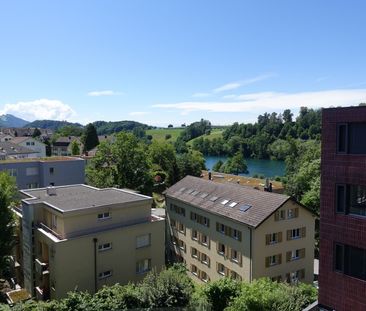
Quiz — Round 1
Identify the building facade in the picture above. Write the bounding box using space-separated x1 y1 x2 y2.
165 176 314 284
0 142 39 160
319 107 366 311
52 136 83 156
0 157 85 189
12 184 165 300
11 137 46 158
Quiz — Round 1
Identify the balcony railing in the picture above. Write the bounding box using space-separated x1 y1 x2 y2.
35 258 49 275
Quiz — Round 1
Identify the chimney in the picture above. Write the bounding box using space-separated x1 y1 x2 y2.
47 186 57 196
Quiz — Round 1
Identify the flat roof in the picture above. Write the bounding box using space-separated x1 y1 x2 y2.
0 156 84 164
21 184 151 213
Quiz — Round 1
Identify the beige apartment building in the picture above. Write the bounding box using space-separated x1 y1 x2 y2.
165 176 314 284
12 184 165 300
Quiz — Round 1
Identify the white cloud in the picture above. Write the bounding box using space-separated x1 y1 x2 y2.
87 90 121 96
192 92 211 98
129 111 150 116
213 73 276 93
0 99 76 121
153 89 366 114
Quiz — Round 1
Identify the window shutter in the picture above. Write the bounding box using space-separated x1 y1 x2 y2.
207 237 211 249
301 227 306 238
225 245 230 258
300 248 306 259
238 231 242 242
216 242 219 253
216 222 220 232
225 226 229 236
278 232 283 243
287 230 291 240
278 254 282 264
274 211 279 221
294 208 299 217
265 256 270 268
190 247 194 258
265 234 270 245
286 251 291 262
225 266 230 277
228 227 232 237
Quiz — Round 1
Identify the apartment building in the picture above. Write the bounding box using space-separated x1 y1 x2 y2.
165 176 315 284
52 136 83 156
319 107 366 311
0 157 85 189
0 142 39 160
12 184 165 300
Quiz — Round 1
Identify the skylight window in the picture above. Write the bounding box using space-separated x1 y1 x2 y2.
200 192 209 198
186 189 195 194
192 190 200 196
239 204 252 212
209 196 219 202
221 199 229 205
229 202 238 208
178 187 186 192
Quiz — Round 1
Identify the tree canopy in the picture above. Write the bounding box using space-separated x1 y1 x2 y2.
82 124 99 152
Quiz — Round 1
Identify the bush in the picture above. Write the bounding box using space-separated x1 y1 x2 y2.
165 134 172 140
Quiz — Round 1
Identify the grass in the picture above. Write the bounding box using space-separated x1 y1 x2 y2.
187 128 225 146
146 128 184 143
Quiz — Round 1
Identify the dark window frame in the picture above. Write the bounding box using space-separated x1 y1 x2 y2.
336 123 348 154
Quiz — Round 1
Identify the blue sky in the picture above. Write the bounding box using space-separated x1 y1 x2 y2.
1 0 366 126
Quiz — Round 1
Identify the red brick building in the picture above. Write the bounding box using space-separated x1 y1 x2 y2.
319 106 366 310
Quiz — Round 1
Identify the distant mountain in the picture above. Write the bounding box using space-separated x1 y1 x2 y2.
92 120 154 135
0 114 29 128
25 120 83 131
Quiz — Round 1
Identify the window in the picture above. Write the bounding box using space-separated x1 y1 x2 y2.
170 204 186 216
287 208 299 219
221 199 229 205
231 271 242 281
231 249 239 262
178 222 185 234
201 234 208 246
98 243 112 252
334 243 366 281
200 271 209 282
286 269 305 284
192 229 198 240
229 202 238 208
26 142 30 146
233 229 239 240
191 247 198 258
6 169 17 177
136 259 151 274
337 123 347 153
27 183 39 189
291 250 300 260
178 240 186 252
26 167 38 176
201 253 209 266
49 167 54 174
191 264 198 276
191 212 210 227
216 222 242 241
220 223 225 233
287 228 306 240
51 214 57 229
217 263 226 276
336 184 366 217
275 210 286 221
99 270 112 279
266 254 282 267
336 184 346 213
337 122 366 154
136 234 151 248
98 212 110 220
218 243 225 255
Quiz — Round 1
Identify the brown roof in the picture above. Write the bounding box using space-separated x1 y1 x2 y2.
165 175 291 228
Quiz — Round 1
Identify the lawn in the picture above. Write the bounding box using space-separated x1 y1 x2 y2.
187 128 225 146
146 128 184 143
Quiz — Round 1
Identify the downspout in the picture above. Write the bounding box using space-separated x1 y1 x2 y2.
93 238 98 293
249 227 252 282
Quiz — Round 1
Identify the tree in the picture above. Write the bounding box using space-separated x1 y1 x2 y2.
87 132 153 194
224 152 248 175
70 140 81 156
177 151 205 179
0 172 17 276
212 160 224 172
32 128 42 138
168 124 173 128
83 123 99 152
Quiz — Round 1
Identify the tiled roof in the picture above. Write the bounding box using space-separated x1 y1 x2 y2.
0 142 38 155
165 175 291 228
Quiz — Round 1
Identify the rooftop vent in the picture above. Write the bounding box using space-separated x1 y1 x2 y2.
46 186 57 196
239 204 252 212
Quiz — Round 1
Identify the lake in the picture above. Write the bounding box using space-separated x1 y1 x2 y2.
204 155 286 177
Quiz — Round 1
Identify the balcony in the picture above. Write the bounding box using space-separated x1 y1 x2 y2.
35 286 49 301
35 258 49 275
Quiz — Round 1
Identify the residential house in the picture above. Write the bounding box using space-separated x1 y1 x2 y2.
0 142 39 160
11 137 46 158
52 136 83 156
165 176 315 284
